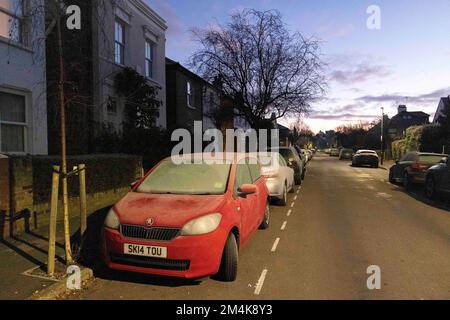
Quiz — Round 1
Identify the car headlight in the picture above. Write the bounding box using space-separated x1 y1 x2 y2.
104 208 120 230
180 213 222 236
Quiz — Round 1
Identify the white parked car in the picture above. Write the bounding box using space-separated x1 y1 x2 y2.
258 152 295 206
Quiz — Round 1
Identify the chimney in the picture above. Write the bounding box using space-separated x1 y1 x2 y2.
398 105 407 114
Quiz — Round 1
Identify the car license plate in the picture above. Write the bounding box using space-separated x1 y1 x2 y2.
124 243 167 258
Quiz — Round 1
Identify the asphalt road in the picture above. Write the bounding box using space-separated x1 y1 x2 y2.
66 153 450 300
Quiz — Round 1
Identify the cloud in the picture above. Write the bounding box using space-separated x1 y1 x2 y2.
327 53 391 85
145 0 185 38
309 112 379 121
315 22 356 40
308 103 380 121
357 87 450 105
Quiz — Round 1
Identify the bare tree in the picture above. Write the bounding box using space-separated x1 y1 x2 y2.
191 9 326 128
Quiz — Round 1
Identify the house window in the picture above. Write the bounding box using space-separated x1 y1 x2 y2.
145 40 154 78
0 91 26 152
114 19 125 65
0 0 25 44
187 81 194 108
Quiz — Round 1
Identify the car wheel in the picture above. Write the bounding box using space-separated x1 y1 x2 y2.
389 170 395 184
403 172 411 190
279 184 287 206
259 201 270 230
216 233 238 282
288 181 295 193
294 173 302 185
425 177 436 200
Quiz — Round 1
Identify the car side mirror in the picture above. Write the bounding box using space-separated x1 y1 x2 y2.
238 184 257 196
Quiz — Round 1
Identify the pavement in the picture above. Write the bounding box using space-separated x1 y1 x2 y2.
0 209 105 300
56 153 449 300
0 220 68 300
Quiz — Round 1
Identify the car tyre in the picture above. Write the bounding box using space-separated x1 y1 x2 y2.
294 174 302 185
279 184 287 206
389 170 395 184
217 233 238 282
425 176 437 200
288 181 295 193
259 201 270 230
403 172 411 190
301 168 306 180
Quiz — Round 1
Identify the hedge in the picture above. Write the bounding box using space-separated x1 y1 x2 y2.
391 125 424 159
30 154 142 203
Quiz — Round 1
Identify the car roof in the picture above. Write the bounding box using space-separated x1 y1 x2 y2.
415 152 449 156
164 152 256 163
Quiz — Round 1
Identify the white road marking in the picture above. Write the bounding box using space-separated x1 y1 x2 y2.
281 221 287 230
290 202 295 208
296 189 300 194
271 238 280 252
254 269 268 295
287 209 292 216
293 195 298 201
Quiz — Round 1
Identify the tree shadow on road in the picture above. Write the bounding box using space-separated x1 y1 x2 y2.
388 183 450 212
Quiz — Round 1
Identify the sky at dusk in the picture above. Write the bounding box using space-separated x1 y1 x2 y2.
146 0 450 133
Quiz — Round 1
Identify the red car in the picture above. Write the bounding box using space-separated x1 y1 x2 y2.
102 153 270 281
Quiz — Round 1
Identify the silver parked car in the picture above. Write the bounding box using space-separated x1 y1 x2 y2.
258 152 295 206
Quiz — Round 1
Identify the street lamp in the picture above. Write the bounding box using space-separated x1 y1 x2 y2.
380 107 384 165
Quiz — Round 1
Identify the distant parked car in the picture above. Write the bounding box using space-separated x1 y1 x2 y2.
293 146 308 176
389 152 449 189
329 148 340 157
425 156 450 199
268 146 304 184
339 148 353 160
352 150 379 168
258 152 295 205
305 150 313 161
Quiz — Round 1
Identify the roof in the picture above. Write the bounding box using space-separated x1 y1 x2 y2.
277 123 290 132
130 0 167 30
389 110 430 128
166 58 218 89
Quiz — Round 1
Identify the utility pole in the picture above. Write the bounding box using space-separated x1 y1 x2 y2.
380 107 384 165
